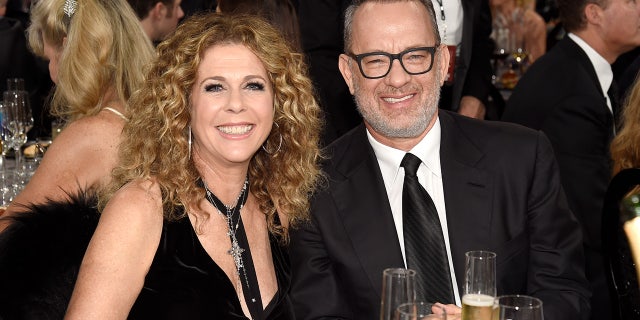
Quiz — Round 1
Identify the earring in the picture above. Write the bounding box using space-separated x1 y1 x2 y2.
188 126 192 159
261 122 282 155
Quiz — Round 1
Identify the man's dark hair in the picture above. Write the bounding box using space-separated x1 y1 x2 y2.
557 0 608 32
127 0 175 19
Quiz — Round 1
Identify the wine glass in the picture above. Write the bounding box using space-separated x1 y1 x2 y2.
493 295 543 320
395 302 446 320
462 251 496 320
3 89 34 184
381 268 417 320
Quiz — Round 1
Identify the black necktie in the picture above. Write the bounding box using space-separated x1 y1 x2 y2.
608 80 621 132
401 153 454 304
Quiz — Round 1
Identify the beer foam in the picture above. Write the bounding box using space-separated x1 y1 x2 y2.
462 294 495 307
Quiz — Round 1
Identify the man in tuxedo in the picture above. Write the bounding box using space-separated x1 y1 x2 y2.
289 0 591 319
298 0 493 146
501 0 640 318
127 0 184 43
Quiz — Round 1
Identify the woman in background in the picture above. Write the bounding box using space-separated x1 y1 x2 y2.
66 13 322 318
611 77 640 175
2 0 155 218
490 0 546 62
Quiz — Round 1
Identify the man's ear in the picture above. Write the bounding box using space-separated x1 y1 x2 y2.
436 43 450 86
584 2 604 25
152 1 168 19
338 53 356 95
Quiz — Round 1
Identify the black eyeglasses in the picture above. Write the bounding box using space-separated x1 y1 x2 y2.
347 46 439 79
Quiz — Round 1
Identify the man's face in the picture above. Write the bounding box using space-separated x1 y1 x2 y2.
157 0 184 41
599 0 640 56
339 1 449 144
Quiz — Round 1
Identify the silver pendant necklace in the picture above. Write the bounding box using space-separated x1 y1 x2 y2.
203 177 250 290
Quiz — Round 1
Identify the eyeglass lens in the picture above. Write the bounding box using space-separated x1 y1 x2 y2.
358 48 434 79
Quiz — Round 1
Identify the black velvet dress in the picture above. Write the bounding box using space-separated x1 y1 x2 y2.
129 214 295 319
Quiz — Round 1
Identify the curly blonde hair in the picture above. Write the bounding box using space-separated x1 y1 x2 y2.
611 77 640 175
103 13 324 239
27 0 155 122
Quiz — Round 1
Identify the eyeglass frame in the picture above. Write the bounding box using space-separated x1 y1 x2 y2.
347 46 440 79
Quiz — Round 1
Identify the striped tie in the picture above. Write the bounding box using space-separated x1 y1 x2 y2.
401 153 454 303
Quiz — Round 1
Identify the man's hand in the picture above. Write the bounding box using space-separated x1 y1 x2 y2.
433 302 462 320
458 96 486 119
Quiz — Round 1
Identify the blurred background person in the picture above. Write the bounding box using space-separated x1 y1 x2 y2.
1 0 155 220
216 0 301 52
296 0 360 145
490 0 546 63
0 0 33 93
502 0 640 316
1 0 54 139
65 13 322 318
128 0 185 44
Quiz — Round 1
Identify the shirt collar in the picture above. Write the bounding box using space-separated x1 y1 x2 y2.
567 33 613 99
367 117 442 186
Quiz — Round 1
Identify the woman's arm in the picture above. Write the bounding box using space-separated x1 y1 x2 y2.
65 179 164 319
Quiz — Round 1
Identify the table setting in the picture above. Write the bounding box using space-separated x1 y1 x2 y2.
380 250 544 320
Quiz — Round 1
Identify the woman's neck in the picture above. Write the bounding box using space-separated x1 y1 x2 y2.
193 149 249 206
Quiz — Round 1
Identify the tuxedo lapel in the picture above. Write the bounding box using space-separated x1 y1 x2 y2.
330 125 405 298
438 112 494 290
561 37 603 97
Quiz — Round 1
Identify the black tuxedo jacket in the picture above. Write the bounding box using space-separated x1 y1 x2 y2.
290 111 590 320
502 36 614 319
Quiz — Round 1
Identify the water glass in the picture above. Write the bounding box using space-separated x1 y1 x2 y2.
381 268 417 320
0 170 16 208
493 295 543 320
6 78 25 92
395 302 446 320
462 251 496 320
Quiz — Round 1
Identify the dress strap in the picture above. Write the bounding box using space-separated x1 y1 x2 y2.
102 107 127 121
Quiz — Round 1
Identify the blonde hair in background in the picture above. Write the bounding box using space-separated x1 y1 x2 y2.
102 13 324 239
27 0 155 122
611 76 640 175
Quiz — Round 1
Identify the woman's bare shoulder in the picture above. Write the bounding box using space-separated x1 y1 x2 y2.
105 178 163 221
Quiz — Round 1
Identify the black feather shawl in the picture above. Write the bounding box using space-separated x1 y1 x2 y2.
0 191 100 320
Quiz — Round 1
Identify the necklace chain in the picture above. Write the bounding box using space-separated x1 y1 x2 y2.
203 177 251 295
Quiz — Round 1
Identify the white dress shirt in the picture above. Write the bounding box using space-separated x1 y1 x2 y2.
431 0 464 46
567 33 614 114
367 117 462 306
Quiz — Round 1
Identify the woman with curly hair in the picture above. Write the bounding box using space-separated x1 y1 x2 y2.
65 13 323 318
2 0 155 217
611 77 640 176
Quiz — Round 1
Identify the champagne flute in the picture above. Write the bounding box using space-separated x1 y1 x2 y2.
381 268 417 320
395 302 446 320
493 295 543 320
462 251 496 320
3 90 34 184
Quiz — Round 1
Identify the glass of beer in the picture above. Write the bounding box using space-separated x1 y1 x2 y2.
461 251 496 320
380 268 417 320
493 295 543 320
395 302 446 320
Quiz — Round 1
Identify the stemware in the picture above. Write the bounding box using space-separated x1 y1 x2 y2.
493 295 543 320
3 89 34 183
395 302 446 320
381 268 417 320
462 251 496 320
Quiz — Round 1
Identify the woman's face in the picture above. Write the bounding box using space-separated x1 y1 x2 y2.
43 37 61 84
190 43 275 169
